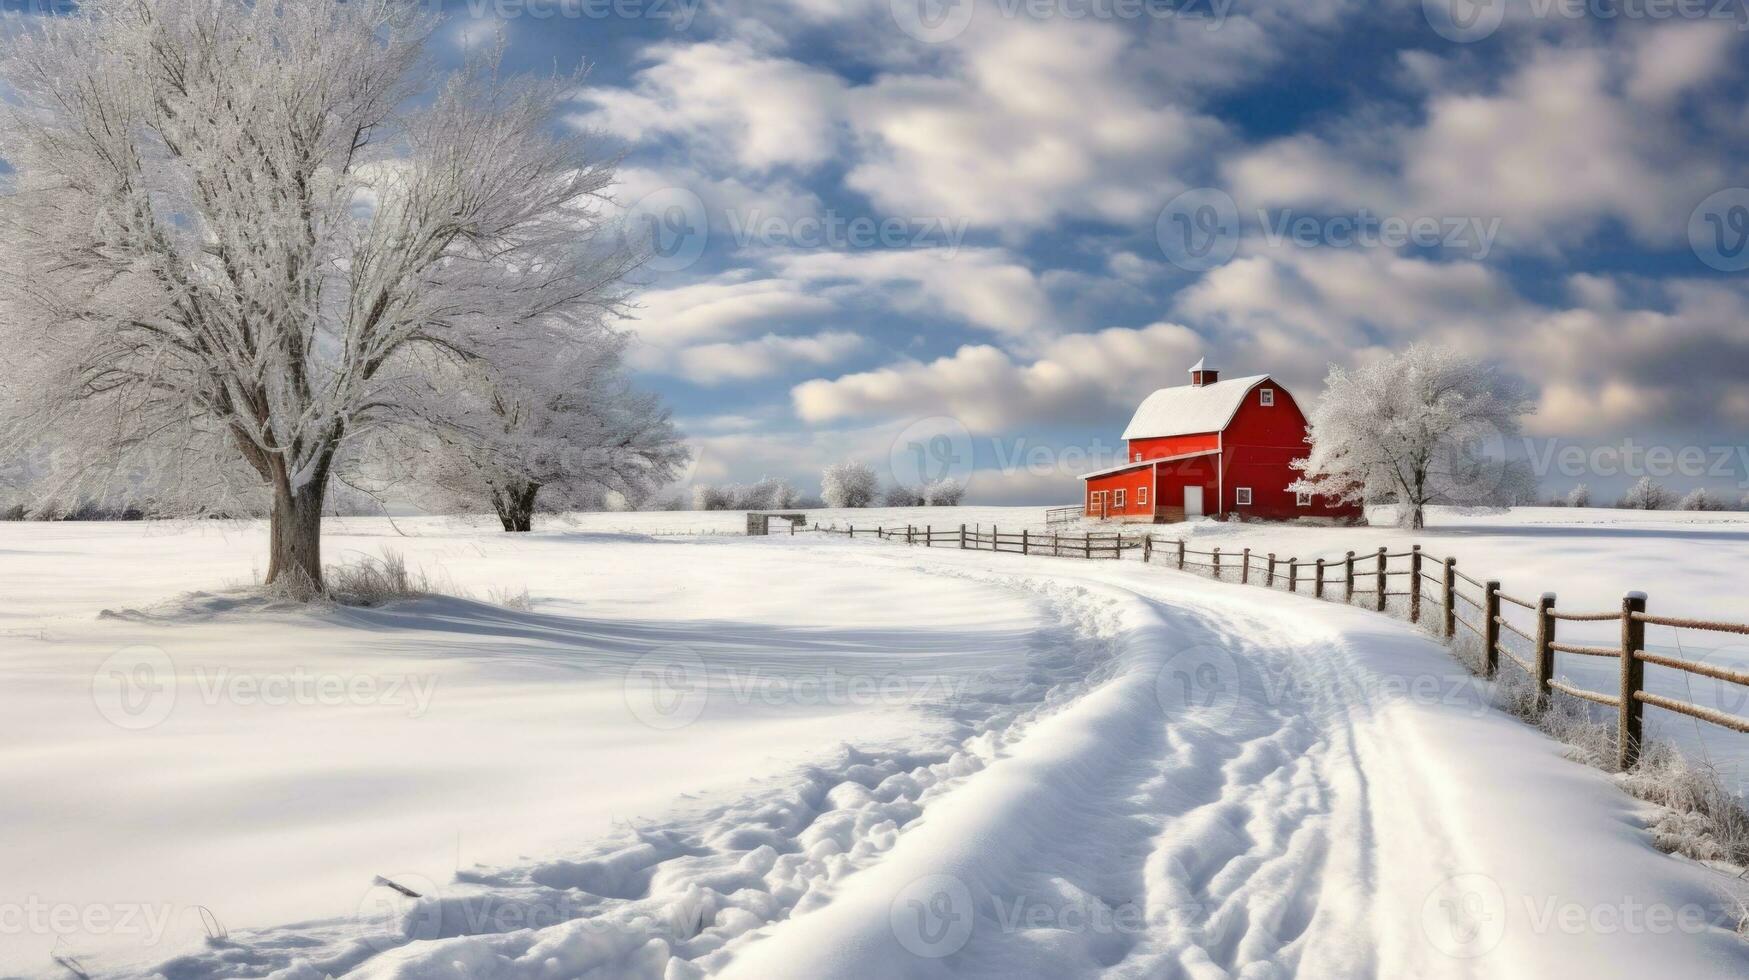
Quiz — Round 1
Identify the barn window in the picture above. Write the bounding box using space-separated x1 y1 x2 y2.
1296 490 1312 506
1259 388 1275 406
1236 487 1252 506
1114 489 1126 508
1134 452 1142 462
1138 486 1148 506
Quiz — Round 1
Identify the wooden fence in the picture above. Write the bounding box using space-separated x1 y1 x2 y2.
798 521 1749 770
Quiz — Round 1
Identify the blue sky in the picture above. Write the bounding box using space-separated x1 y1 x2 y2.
92 1 1749 502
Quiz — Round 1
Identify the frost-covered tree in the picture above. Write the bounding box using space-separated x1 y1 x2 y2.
1677 487 1721 512
1292 344 1536 530
359 325 688 532
820 462 878 509
1567 483 1591 508
1619 476 1673 510
923 478 966 506
0 0 620 593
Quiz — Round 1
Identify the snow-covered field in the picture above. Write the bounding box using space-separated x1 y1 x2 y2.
2 507 1747 978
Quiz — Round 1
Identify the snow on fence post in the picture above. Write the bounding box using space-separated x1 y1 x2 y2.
1343 551 1355 602
1266 553 1277 588
1482 581 1502 678
1374 547 1387 612
1241 548 1250 584
1177 540 1186 569
1212 547 1221 580
1620 592 1647 770
1442 558 1457 639
1288 558 1298 592
1315 559 1326 599
1409 546 1423 624
1534 593 1556 714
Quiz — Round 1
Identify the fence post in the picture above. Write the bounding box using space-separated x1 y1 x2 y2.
1143 535 1152 563
1482 580 1501 678
1053 531 1059 557
1266 553 1276 588
959 524 966 549
1177 540 1185 569
849 525 855 539
1084 533 1092 560
1374 547 1387 612
1022 529 1030 556
1409 545 1423 624
1212 547 1221 580
1288 558 1298 592
1241 548 1250 585
906 524 913 545
1343 551 1355 602
1314 559 1326 599
925 525 932 548
1442 558 1457 639
1534 593 1555 714
992 525 997 553
1620 592 1647 770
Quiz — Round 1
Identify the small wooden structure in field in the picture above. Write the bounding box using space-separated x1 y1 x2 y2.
746 512 807 535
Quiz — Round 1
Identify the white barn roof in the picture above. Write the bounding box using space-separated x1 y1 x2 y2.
1121 374 1270 440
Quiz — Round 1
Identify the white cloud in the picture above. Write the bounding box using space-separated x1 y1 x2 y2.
674 331 863 384
576 41 846 172
844 19 1226 233
628 274 833 348
1226 42 1730 251
774 247 1053 338
791 322 1206 430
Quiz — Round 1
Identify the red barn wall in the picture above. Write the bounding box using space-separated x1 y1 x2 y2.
1083 464 1154 520
1152 455 1220 522
1127 432 1218 461
1219 382 1361 521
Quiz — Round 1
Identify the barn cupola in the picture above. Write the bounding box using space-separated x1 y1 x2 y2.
1188 357 1219 387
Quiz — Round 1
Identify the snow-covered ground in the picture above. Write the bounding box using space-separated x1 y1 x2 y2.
2 508 1747 978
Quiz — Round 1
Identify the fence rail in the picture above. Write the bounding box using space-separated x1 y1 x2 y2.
789 516 1749 770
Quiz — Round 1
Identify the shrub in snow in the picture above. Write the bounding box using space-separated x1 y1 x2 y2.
1677 488 1721 512
1566 484 1591 508
1292 344 1536 529
820 462 878 508
1618 476 1673 510
923 479 966 506
0 0 635 591
883 485 925 507
692 479 800 511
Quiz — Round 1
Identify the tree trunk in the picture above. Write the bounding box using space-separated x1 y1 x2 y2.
267 479 327 595
494 483 541 533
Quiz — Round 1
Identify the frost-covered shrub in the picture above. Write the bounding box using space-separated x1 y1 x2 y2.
1566 483 1590 508
1618 476 1672 510
923 479 966 506
1677 488 1722 511
883 484 924 507
820 462 878 508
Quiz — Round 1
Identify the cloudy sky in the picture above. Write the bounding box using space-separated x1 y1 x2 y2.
468 0 1746 502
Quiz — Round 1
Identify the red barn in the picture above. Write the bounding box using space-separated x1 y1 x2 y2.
1079 360 1361 523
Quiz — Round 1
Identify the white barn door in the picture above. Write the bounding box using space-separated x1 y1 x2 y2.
1184 486 1204 518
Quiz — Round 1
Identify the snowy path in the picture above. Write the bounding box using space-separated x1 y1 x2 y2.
6 525 1748 978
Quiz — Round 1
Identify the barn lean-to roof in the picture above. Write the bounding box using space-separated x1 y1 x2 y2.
1120 374 1271 441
